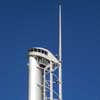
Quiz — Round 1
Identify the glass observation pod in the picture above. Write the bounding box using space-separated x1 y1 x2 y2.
28 47 59 68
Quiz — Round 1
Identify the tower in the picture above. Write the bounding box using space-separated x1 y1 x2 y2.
28 2 62 100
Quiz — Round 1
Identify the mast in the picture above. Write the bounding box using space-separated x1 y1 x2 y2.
59 3 62 61
59 2 62 100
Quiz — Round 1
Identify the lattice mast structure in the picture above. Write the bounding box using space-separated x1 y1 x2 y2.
28 3 62 100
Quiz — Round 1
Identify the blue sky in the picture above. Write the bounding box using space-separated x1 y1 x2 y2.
0 0 100 100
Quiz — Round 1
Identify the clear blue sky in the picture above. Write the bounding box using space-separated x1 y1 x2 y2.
0 0 100 100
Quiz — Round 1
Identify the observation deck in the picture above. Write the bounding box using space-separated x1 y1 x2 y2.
28 47 59 68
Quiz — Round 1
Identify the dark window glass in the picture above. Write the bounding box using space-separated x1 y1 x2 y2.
34 48 37 52
44 51 48 55
42 50 44 53
38 49 41 52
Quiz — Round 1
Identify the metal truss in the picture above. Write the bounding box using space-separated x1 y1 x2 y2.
36 61 61 100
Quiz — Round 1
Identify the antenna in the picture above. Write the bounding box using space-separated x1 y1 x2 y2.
58 2 62 100
59 2 62 61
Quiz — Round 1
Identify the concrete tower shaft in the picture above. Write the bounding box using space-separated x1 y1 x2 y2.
28 56 43 100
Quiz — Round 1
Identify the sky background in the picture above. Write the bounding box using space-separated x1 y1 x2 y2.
0 0 100 100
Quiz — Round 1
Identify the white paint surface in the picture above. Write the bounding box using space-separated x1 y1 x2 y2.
28 56 43 100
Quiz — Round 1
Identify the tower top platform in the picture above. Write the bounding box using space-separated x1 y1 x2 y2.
28 47 59 64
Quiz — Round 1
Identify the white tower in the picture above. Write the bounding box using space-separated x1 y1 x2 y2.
28 2 62 100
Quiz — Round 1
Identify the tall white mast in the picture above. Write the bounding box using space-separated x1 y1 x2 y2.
59 2 62 100
59 3 62 61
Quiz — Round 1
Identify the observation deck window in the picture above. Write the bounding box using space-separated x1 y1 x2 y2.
29 48 48 55
33 48 37 52
44 51 48 55
38 49 41 52
42 50 44 54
